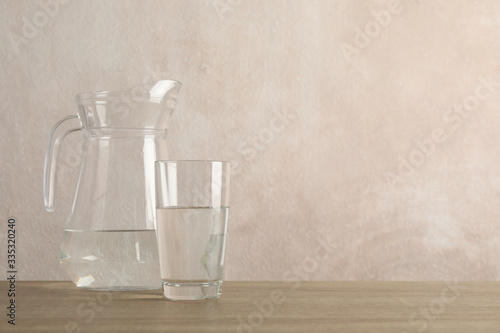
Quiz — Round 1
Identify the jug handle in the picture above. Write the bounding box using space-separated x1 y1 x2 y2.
44 115 82 212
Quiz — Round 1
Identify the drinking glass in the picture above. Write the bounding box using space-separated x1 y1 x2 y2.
155 160 230 300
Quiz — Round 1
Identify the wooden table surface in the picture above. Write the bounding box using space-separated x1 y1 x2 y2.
1 281 500 332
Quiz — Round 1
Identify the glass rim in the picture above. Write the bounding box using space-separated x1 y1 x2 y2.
155 160 230 165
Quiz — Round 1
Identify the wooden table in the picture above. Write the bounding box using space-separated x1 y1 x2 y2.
1 281 500 332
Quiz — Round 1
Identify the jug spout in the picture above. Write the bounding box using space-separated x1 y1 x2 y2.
75 79 182 132
147 79 181 103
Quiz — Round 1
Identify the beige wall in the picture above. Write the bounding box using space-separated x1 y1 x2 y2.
2 0 500 281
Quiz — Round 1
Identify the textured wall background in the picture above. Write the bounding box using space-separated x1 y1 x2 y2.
1 0 500 281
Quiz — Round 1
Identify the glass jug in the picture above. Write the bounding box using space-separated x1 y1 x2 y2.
44 80 181 290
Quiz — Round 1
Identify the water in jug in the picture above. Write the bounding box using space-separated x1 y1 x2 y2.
44 80 181 290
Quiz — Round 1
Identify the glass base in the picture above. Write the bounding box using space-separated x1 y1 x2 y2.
162 281 222 301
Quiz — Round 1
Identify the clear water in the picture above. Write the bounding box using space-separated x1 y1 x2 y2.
156 207 229 283
59 230 161 290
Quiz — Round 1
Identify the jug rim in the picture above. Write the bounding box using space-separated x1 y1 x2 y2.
75 79 182 103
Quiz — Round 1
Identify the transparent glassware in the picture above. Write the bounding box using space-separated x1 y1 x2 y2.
43 80 181 290
155 161 231 300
